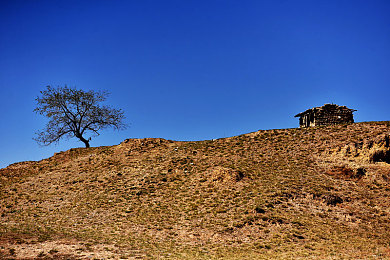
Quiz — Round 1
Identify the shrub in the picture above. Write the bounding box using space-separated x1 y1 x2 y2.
369 149 390 163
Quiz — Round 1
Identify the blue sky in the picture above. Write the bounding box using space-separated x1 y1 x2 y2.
0 0 389 168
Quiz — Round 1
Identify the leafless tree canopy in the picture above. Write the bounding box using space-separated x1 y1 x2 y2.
34 85 126 148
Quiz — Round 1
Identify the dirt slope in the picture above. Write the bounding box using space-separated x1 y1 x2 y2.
1 122 390 259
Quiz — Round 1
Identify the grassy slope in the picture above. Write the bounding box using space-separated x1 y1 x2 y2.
1 122 390 259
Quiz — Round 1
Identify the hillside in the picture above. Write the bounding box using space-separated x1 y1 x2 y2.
1 122 390 259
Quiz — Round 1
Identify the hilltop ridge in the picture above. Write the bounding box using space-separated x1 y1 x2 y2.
1 121 390 259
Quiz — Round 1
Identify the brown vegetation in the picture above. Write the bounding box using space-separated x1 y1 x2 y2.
1 121 390 259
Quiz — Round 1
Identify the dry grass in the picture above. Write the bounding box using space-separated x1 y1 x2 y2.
1 121 390 259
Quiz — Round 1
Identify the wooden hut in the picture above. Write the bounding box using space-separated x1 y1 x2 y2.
295 104 356 127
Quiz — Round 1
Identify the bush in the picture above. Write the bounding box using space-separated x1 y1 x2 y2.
323 194 343 206
369 149 390 163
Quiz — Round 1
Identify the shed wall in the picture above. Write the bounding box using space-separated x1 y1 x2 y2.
298 107 354 127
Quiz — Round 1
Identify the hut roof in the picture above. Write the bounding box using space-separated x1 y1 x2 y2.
294 104 356 118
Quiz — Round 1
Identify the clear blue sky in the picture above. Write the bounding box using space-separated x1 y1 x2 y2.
0 0 389 168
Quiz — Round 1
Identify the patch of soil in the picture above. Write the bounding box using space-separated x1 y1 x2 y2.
208 166 244 183
0 239 129 260
325 166 366 180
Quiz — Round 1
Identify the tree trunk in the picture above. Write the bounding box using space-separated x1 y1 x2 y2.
78 135 90 148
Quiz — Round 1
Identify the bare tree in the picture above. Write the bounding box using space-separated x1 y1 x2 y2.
34 85 127 148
